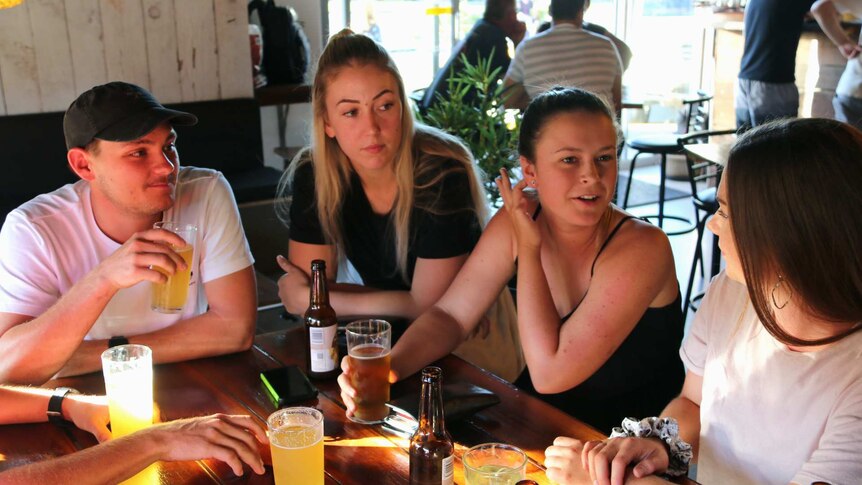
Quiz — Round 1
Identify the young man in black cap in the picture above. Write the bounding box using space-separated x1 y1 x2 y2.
0 82 257 384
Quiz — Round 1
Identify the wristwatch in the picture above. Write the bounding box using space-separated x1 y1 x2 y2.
108 335 129 348
47 387 80 426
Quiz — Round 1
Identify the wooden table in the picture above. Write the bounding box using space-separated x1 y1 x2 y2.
0 324 696 484
681 141 732 168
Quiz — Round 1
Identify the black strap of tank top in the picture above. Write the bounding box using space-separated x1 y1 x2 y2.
590 215 638 276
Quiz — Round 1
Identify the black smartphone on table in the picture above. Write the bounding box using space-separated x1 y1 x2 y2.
260 365 318 408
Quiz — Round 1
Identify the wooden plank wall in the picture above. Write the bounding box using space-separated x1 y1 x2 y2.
0 0 252 116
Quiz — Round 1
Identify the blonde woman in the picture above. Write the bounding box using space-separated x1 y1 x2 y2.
276 30 522 380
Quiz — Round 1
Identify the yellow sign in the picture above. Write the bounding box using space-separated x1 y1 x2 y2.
0 0 24 9
425 6 453 16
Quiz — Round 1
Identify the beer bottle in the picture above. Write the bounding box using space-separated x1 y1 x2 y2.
409 366 454 485
304 259 339 379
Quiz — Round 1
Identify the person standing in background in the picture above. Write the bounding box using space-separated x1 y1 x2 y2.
811 0 862 129
735 0 816 130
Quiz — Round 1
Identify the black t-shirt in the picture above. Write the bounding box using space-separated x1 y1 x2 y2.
288 159 482 291
738 0 816 83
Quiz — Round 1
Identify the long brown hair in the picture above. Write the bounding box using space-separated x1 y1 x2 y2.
277 29 487 281
726 118 862 346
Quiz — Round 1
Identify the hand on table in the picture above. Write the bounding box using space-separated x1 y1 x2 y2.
577 436 669 485
496 168 541 252
145 414 268 476
94 228 189 291
276 255 310 315
337 355 398 418
64 393 111 442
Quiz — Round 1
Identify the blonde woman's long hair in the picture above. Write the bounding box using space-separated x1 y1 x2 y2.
277 29 488 282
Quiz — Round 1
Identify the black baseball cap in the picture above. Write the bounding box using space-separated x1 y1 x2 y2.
63 81 198 150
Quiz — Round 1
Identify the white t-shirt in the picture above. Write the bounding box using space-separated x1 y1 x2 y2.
680 272 862 485
505 23 622 104
0 167 254 340
831 0 862 98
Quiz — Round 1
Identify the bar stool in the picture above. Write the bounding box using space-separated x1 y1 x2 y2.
677 128 736 315
622 92 712 233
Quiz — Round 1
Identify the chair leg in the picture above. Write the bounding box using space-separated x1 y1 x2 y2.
658 153 667 228
622 151 641 209
684 213 707 316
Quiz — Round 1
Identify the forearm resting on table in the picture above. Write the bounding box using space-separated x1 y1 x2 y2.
55 308 255 378
328 283 428 320
660 396 701 460
0 274 117 384
0 431 162 485
390 306 466 380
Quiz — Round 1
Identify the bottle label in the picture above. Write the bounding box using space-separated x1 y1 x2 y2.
309 325 338 372
441 455 453 485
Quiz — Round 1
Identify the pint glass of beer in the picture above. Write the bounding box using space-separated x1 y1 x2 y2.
150 222 196 313
101 344 154 439
346 319 391 423
268 407 324 485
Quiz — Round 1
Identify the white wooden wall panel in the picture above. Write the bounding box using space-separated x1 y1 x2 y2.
214 0 252 98
142 0 182 103
100 0 151 90
65 0 108 94
28 0 76 111
0 0 252 115
0 3 42 114
176 0 219 101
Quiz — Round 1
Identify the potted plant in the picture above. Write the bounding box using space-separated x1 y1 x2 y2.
416 52 521 207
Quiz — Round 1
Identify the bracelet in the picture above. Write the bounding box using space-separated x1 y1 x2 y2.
47 387 80 426
610 416 693 477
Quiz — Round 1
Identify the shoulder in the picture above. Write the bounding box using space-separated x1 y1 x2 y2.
610 214 672 255
9 182 87 229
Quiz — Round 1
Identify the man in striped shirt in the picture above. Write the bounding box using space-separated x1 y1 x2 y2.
503 0 622 115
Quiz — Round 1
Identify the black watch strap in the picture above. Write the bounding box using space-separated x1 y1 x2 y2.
47 387 79 426
108 335 129 348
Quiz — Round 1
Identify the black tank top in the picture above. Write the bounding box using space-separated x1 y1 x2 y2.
514 210 685 433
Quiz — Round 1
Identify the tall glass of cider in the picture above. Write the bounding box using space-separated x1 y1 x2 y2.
268 407 324 485
150 221 196 313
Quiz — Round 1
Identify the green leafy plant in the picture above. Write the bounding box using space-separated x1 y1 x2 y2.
416 51 521 207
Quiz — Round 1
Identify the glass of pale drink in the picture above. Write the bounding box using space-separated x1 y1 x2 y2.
268 407 324 485
150 221 196 313
101 344 153 439
346 319 391 424
464 443 527 485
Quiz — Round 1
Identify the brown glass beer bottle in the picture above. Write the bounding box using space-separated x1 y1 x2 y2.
304 260 339 379
409 366 454 485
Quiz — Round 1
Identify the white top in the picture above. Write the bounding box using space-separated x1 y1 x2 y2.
505 23 622 103
831 0 862 98
680 272 862 485
0 167 254 340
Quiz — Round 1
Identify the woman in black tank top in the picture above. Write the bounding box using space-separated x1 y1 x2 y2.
338 88 683 439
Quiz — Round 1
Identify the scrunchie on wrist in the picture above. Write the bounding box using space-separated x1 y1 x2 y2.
609 416 693 477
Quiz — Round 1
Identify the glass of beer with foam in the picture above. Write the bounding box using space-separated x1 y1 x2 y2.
150 221 196 313
268 407 324 485
346 319 392 423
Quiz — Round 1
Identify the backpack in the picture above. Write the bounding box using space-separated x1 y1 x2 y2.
248 0 311 85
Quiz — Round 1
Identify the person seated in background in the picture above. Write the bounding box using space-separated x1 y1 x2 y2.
276 30 524 381
535 19 632 72
0 82 257 384
0 385 266 483
339 87 684 432
503 0 623 115
420 0 527 112
549 118 862 485
811 0 862 130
